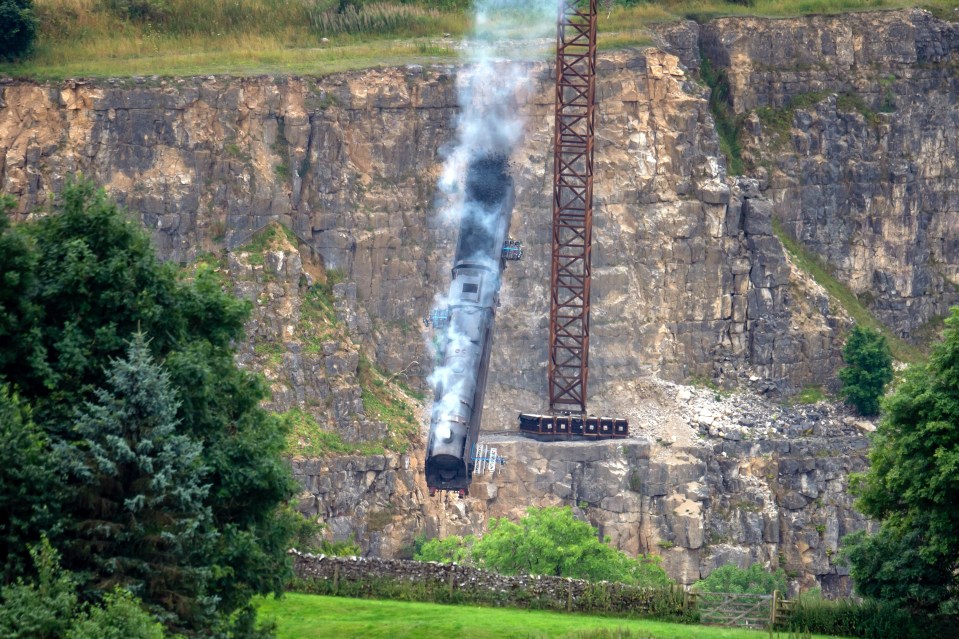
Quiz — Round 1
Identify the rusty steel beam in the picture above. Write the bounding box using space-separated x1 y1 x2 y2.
548 0 597 413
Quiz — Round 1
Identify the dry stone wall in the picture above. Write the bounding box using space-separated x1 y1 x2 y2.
290 551 684 615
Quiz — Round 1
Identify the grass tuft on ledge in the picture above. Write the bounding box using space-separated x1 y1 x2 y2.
772 217 923 364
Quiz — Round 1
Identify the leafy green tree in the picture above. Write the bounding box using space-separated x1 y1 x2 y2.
422 507 671 587
0 539 78 639
0 178 298 636
0 538 167 639
842 527 953 612
63 334 213 628
415 535 474 564
839 325 893 416
5 179 247 427
845 307 959 612
66 589 166 639
0 0 37 60
0 387 61 584
693 563 787 595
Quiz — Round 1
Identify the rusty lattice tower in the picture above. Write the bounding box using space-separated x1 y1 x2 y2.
548 0 597 414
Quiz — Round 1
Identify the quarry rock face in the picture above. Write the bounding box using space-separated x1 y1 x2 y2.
292 379 873 594
2 8 955 592
0 48 843 402
697 9 959 338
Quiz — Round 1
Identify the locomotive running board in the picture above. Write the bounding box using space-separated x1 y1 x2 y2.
517 413 628 439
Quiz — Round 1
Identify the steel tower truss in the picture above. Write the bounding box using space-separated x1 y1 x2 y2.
548 0 597 413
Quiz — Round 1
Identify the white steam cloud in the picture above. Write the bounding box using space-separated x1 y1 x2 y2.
427 0 558 442
437 0 558 223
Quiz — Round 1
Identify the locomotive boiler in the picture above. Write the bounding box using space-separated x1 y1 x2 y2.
425 154 515 497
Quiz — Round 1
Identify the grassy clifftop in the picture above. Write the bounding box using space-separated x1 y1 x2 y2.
4 0 957 79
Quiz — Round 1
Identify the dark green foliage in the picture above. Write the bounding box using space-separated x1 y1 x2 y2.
416 507 671 588
63 334 213 628
783 588 936 639
692 563 787 595
0 538 167 639
0 539 78 639
0 178 297 636
5 179 247 427
846 307 959 614
839 324 893 416
66 589 166 639
0 198 40 381
164 342 300 631
0 0 37 60
842 528 953 613
0 387 61 584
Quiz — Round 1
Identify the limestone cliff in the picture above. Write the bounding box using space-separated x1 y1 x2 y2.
2 8 956 593
0 49 842 403
695 9 959 338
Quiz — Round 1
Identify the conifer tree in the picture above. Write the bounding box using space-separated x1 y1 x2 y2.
0 179 297 636
64 334 213 628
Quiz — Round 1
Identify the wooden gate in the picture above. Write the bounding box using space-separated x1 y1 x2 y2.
691 592 775 628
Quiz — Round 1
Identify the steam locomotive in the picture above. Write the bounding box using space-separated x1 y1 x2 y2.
425 155 516 497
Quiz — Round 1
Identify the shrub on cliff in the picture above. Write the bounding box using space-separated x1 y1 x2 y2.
0 0 37 60
0 179 299 636
839 324 893 416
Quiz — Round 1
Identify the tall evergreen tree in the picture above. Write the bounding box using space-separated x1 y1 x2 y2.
0 178 298 636
64 334 213 628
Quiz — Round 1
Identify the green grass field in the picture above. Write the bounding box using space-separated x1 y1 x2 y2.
4 0 959 79
256 593 849 639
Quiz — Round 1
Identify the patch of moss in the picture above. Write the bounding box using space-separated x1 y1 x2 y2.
357 353 420 454
836 92 882 124
253 341 285 367
700 54 745 176
238 221 298 258
793 385 827 405
281 407 386 457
